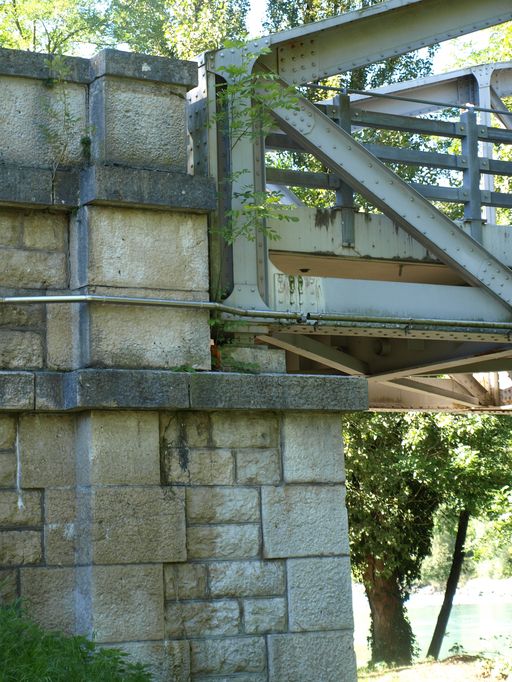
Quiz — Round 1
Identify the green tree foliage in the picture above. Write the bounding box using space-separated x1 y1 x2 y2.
343 412 512 665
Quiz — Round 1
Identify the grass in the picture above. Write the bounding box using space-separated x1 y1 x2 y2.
0 602 153 681
358 654 510 681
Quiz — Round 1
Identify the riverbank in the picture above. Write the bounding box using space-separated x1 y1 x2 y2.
358 655 510 681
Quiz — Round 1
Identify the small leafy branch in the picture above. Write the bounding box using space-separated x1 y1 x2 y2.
212 40 300 244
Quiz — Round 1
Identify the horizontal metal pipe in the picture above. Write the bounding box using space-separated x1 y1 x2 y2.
2 293 512 334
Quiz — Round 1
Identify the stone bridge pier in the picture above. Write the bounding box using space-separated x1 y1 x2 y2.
0 47 367 680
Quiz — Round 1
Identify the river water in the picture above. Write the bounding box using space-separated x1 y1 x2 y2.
353 579 512 666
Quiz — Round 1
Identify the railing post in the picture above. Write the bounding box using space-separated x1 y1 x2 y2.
461 108 483 242
335 93 355 246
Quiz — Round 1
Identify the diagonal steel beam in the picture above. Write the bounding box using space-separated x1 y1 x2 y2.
382 378 482 407
256 0 512 86
450 374 493 404
490 87 512 130
268 87 512 312
257 333 367 375
368 348 512 383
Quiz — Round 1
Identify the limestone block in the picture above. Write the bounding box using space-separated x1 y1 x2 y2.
0 416 15 449
261 486 349 558
45 489 77 565
79 487 186 564
194 676 266 682
268 631 357 682
19 415 76 487
244 598 287 634
78 411 160 485
22 212 67 251
86 207 208 290
160 411 210 449
0 76 87 167
0 331 44 369
0 249 67 288
235 448 281 485
107 640 190 682
208 561 285 598
0 453 16 487
186 487 259 524
282 413 345 483
187 525 260 560
46 302 80 371
0 569 17 603
0 530 42 565
164 563 208 600
165 599 240 638
190 637 266 675
91 77 187 169
0 210 20 246
223 346 287 374
211 413 278 448
20 567 76 633
162 448 234 485
0 491 42 527
78 564 164 642
0 302 44 329
87 303 211 370
287 557 353 631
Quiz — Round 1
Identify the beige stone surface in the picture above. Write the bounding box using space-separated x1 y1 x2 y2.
287 557 353 632
0 569 17 603
268 631 357 682
81 486 186 564
108 640 191 682
20 567 76 633
0 210 21 246
194 675 266 682
46 302 80 371
86 207 208 290
235 448 281 485
78 411 160 485
165 599 240 638
0 490 42 527
19 415 76 487
187 524 260 560
0 416 16 449
186 487 259 524
0 249 67 288
22 212 67 251
0 302 44 329
282 413 345 483
208 560 285 598
224 346 287 373
0 76 86 166
211 413 278 448
88 303 211 369
190 637 266 675
99 77 187 168
244 597 287 634
45 488 77 565
261 485 349 558
0 530 41 566
164 563 208 600
0 330 44 369
80 564 164 642
163 447 234 485
0 453 16 487
160 412 210 449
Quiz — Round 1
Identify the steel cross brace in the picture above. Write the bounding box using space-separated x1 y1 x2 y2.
267 86 512 312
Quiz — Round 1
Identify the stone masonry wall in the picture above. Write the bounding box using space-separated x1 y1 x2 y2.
0 408 358 681
0 46 368 682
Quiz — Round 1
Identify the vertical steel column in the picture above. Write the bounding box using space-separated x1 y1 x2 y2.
461 108 483 242
335 94 355 247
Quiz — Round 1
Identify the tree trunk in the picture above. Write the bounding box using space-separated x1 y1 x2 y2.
427 509 471 660
364 558 415 666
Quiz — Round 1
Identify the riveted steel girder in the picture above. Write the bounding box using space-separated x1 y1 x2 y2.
256 0 512 86
268 89 512 312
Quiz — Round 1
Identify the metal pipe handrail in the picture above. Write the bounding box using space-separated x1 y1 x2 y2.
3 293 512 334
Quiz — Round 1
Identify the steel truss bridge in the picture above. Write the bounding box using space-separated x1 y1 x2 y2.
189 0 512 411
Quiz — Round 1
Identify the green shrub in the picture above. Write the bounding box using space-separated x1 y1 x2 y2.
0 603 153 681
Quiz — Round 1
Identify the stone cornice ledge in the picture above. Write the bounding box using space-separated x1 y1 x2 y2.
0 370 368 412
